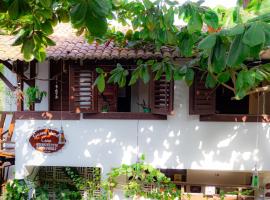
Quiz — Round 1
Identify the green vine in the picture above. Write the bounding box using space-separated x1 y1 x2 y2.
4 179 29 200
102 155 180 199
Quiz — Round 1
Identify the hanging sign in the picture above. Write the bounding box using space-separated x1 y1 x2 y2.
29 128 66 153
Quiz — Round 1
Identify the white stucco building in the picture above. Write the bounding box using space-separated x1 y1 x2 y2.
0 24 270 199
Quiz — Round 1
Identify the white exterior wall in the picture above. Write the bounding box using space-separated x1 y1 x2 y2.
3 65 17 111
9 62 270 179
34 61 49 111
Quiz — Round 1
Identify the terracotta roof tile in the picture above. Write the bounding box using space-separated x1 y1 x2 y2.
0 24 181 61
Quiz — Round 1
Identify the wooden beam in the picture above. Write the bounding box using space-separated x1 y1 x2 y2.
0 114 6 151
0 60 13 71
0 60 33 86
0 72 16 91
83 112 167 120
16 74 23 111
15 111 80 120
16 61 32 86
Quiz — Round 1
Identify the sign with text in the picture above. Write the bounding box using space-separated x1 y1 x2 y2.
29 128 66 153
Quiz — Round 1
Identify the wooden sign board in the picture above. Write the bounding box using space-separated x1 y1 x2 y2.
29 128 66 153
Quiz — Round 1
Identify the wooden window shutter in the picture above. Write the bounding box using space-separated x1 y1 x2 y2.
97 67 118 112
189 71 216 115
150 74 174 115
69 66 98 113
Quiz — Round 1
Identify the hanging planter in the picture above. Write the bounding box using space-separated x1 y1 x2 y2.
137 100 151 113
26 86 47 109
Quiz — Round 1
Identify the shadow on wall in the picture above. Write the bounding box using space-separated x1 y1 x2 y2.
13 82 270 179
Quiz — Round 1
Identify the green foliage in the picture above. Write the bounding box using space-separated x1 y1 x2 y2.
1 0 270 99
4 179 29 200
25 86 47 109
64 167 85 190
0 0 111 61
33 185 49 200
102 155 181 199
69 0 111 37
94 68 106 93
198 34 217 50
107 63 129 89
55 183 82 200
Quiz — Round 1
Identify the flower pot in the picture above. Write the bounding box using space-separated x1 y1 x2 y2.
143 108 151 113
35 98 42 103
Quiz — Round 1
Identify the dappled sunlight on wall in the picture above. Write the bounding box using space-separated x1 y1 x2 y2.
13 81 270 179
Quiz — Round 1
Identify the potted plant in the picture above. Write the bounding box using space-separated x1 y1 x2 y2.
26 86 47 109
101 104 109 113
137 100 151 113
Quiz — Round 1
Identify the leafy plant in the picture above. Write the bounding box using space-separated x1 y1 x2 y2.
107 63 129 88
25 87 47 109
137 99 151 113
102 155 180 199
32 184 49 200
4 179 29 200
1 0 270 100
55 183 82 200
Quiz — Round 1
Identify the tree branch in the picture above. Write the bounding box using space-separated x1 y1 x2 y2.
210 72 235 93
247 85 270 95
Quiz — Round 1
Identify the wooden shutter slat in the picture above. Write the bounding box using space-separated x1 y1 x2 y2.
69 66 98 113
97 67 118 112
189 71 216 115
150 74 174 115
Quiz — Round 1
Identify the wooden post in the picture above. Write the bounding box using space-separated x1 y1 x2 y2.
16 61 24 111
29 61 36 111
0 113 6 150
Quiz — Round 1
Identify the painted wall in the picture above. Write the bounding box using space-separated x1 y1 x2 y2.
3 61 269 179
3 64 17 111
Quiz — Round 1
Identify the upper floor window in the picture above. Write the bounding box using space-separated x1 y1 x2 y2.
49 61 174 120
189 72 270 122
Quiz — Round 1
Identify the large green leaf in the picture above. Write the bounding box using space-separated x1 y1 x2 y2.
41 21 53 35
187 12 202 33
94 75 105 93
227 24 245 36
263 22 270 46
7 0 29 19
70 1 88 28
227 34 250 67
140 64 150 83
33 47 46 62
203 10 219 30
87 0 111 17
205 73 216 88
198 34 217 50
243 22 265 47
85 14 108 37
185 68 194 86
178 30 199 57
22 38 34 61
211 37 226 73
69 0 111 37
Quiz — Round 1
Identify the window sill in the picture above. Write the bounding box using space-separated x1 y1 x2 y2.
200 114 270 122
15 111 80 120
83 112 167 120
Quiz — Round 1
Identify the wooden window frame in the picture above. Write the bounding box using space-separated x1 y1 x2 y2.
189 71 270 122
68 64 174 120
